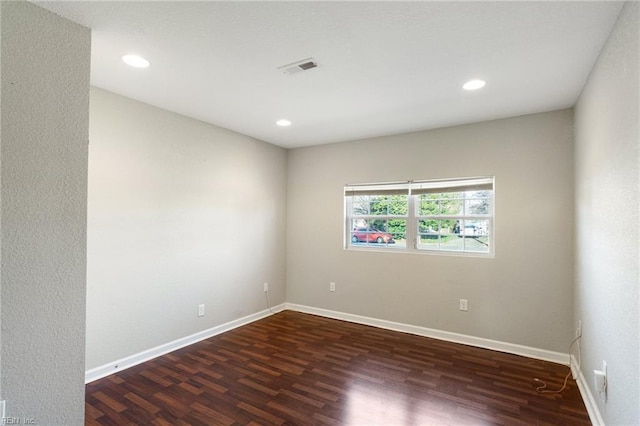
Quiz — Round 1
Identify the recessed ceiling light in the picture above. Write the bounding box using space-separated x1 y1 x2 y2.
276 119 292 127
122 54 150 68
463 79 486 90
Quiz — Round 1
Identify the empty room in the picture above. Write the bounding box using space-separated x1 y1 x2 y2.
0 1 638 425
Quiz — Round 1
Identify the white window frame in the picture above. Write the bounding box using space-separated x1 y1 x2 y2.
344 177 495 256
344 182 410 249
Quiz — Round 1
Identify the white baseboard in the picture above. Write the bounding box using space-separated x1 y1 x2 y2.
287 304 611 424
87 301 601 425
85 303 286 383
572 354 604 426
285 303 568 364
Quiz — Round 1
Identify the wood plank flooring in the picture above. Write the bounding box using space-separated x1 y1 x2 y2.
86 311 590 425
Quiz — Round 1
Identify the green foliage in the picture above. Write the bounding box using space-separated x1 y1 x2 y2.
352 195 408 238
418 193 463 233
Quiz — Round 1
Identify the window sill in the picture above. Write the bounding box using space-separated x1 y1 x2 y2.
344 245 494 258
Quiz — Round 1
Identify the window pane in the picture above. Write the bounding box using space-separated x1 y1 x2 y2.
440 197 463 215
465 198 490 215
418 219 490 252
418 193 463 216
461 219 490 253
351 197 370 215
419 219 462 250
369 195 407 216
463 235 490 253
418 219 440 250
368 196 385 215
388 195 408 215
459 219 489 236
418 195 440 215
388 219 406 248
441 219 458 234
418 219 439 234
443 221 463 252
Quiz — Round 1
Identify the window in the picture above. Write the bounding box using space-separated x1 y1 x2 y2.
345 177 494 255
414 178 493 254
345 183 408 249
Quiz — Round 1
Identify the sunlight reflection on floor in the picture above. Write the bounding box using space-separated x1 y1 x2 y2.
344 383 494 425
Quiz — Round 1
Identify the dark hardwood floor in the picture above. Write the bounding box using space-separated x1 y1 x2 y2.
86 311 590 425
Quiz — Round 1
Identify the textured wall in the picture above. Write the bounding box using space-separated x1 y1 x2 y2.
287 110 575 353
574 2 639 424
1 2 90 424
0 0 3 405
86 88 287 369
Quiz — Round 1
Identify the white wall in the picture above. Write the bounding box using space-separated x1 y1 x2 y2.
0 0 3 405
574 2 639 424
1 2 90 423
287 109 575 353
86 87 287 369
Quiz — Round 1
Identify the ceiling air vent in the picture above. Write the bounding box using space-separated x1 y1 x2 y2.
277 57 318 75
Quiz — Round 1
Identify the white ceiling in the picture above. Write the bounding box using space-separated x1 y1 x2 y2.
37 1 623 148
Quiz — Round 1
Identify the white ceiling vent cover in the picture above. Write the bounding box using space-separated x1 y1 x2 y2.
277 57 318 75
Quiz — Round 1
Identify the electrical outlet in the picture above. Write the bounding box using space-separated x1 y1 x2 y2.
459 299 468 311
330 282 336 292
198 304 205 317
576 320 582 338
263 282 269 292
594 360 607 400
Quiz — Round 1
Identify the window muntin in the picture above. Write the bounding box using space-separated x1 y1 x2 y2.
345 177 494 255
347 193 408 248
416 189 492 253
